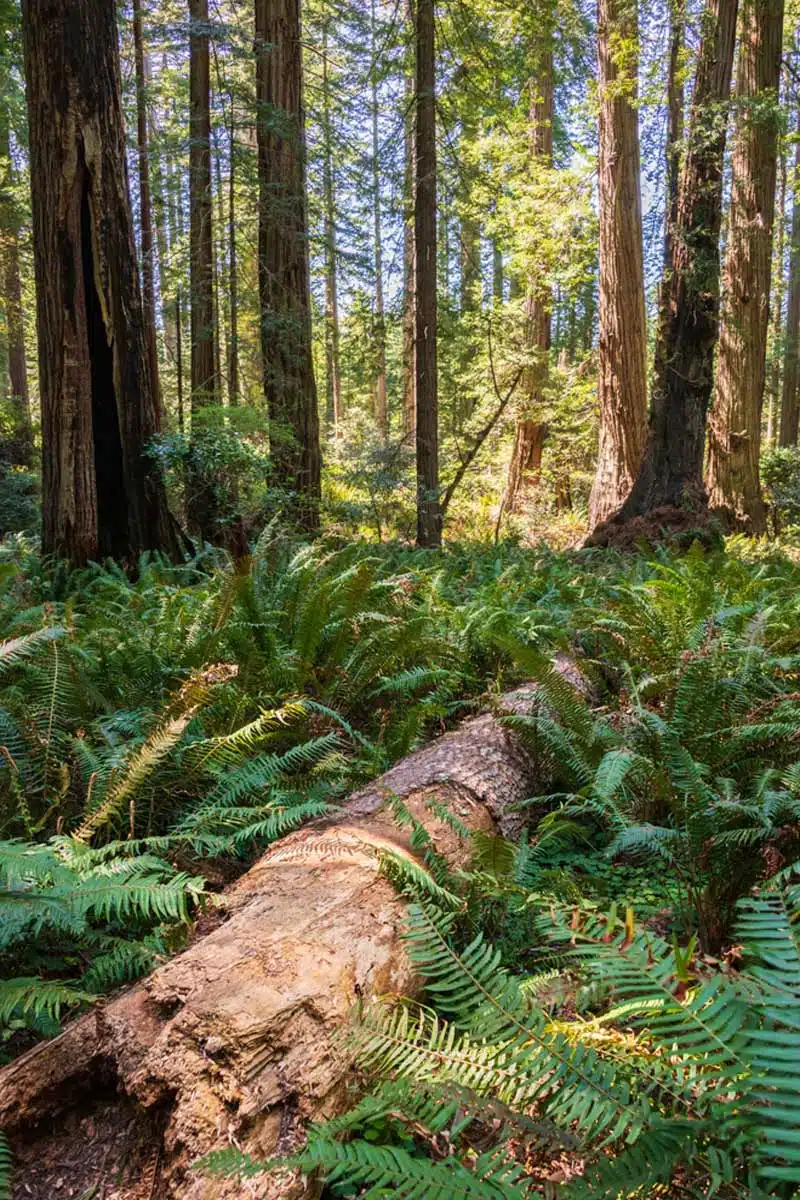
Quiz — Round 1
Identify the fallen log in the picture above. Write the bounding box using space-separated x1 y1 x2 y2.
0 673 573 1200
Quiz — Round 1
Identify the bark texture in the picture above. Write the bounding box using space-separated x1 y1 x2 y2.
781 105 800 446
588 0 648 530
403 37 416 438
188 0 218 541
0 680 571 1200
504 419 549 513
370 0 389 438
133 0 162 426
21 0 182 565
604 0 739 528
705 0 784 533
189 0 216 409
505 11 554 517
414 0 442 546
321 24 342 432
256 0 322 529
0 93 32 466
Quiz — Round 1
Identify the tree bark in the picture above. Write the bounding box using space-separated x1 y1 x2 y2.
706 0 784 533
766 126 786 449
414 0 442 546
133 0 162 427
664 0 685 273
189 0 216 411
188 0 218 542
371 0 389 439
504 8 554 517
504 419 549 512
603 0 739 529
256 0 322 530
21 0 182 566
321 22 342 432
213 122 227 408
780 103 800 446
0 91 32 467
228 104 240 406
403 25 416 438
492 239 503 303
0 677 579 1200
588 0 648 530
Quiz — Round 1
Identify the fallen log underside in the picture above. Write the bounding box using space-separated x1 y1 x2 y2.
0 679 564 1200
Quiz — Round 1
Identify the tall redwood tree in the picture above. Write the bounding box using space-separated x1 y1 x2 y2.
21 0 182 565
414 0 441 546
607 0 739 527
706 0 784 532
255 0 321 529
588 0 648 529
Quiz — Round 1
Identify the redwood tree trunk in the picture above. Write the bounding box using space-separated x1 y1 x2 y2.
414 0 442 546
321 23 342 432
505 6 554 517
781 105 800 446
133 0 162 426
228 103 240 405
189 0 216 410
21 0 182 566
403 26 416 438
256 0 321 529
189 0 218 541
505 419 549 512
0 94 32 467
610 0 739 525
371 0 388 438
706 0 784 532
588 0 648 530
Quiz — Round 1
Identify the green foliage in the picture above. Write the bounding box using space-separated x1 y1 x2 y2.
0 1130 11 1200
231 885 800 1199
762 446 800 534
0 836 205 1040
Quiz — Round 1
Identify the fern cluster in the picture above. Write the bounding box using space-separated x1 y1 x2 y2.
208 882 800 1199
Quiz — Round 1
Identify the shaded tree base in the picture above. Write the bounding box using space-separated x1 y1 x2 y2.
585 505 724 552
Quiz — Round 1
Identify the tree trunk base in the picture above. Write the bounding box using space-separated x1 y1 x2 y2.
0 678 578 1200
585 505 722 552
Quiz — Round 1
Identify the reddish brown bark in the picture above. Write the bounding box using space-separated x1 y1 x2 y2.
403 27 416 438
588 0 648 530
414 0 442 546
321 22 342 431
505 3 554 516
706 0 784 532
0 94 32 467
608 0 739 526
781 104 800 446
256 0 321 529
21 0 182 565
133 0 162 427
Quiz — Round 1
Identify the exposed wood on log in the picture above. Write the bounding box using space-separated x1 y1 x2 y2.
0 671 580 1200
